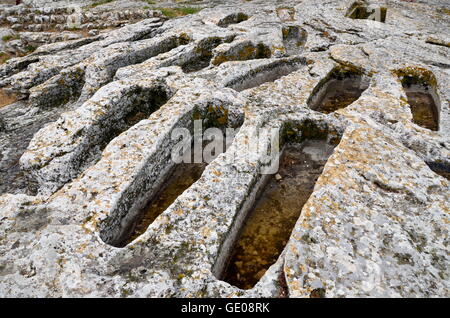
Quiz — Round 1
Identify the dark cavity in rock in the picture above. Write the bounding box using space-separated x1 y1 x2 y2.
346 3 387 23
100 108 242 247
103 137 230 248
426 162 450 180
217 13 249 27
307 68 369 114
181 37 230 73
65 85 170 191
123 162 206 247
400 75 439 131
219 138 337 290
228 58 304 92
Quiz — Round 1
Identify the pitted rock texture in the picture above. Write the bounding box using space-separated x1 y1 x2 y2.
0 0 449 298
0 0 165 61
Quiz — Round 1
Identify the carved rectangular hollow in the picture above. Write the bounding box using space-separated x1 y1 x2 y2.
346 3 387 23
307 68 370 114
123 161 206 246
226 58 305 92
181 37 232 73
214 120 341 290
99 105 243 247
399 74 440 131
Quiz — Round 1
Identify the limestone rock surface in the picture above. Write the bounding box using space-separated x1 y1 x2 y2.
0 0 449 298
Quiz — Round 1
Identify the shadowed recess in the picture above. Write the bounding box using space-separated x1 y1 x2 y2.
346 2 387 23
99 105 243 247
211 42 271 66
307 68 370 114
217 12 249 27
227 58 305 92
67 85 170 187
181 37 232 73
216 120 341 290
400 74 440 131
21 84 172 196
123 162 206 246
426 162 450 180
111 132 237 247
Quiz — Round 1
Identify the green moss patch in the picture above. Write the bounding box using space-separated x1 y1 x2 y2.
154 7 202 19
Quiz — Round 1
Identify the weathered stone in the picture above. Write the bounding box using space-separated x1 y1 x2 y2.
0 0 449 298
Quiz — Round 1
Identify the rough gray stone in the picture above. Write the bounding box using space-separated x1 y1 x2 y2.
0 0 449 298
